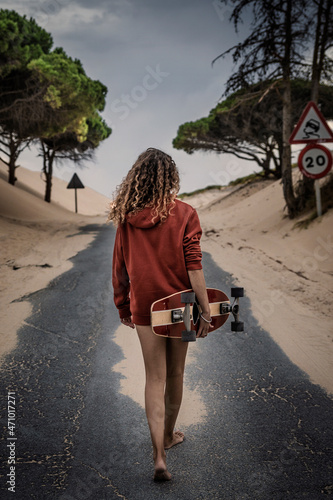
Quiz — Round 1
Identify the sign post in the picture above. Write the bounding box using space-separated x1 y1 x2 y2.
315 180 321 216
289 101 333 217
67 173 85 213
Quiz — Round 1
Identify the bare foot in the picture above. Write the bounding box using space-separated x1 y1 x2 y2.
164 430 185 450
154 458 172 482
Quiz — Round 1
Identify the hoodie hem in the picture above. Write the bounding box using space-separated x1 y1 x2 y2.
132 314 151 326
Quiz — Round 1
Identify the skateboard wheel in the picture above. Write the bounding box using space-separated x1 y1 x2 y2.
231 287 244 298
181 292 196 303
181 330 197 342
231 321 244 332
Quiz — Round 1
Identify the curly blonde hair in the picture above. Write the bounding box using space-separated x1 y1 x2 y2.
107 148 180 226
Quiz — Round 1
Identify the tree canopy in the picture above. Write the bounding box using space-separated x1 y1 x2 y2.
27 48 111 202
0 9 111 202
0 9 53 78
213 0 332 95
27 47 108 139
0 9 54 184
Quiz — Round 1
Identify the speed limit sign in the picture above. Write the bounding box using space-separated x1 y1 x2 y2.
298 144 332 179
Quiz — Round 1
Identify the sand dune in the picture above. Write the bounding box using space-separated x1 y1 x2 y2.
196 175 333 395
0 162 110 217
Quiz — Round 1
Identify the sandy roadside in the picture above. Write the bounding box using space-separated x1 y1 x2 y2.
193 177 333 396
0 213 106 358
0 164 110 362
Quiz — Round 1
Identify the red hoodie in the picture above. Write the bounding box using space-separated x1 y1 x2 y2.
112 199 203 325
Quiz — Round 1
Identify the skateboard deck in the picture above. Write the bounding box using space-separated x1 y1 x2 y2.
151 288 230 339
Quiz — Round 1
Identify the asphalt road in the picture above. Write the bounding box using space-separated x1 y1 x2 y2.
0 223 332 500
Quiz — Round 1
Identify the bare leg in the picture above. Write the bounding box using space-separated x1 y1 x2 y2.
164 338 188 449
136 325 171 481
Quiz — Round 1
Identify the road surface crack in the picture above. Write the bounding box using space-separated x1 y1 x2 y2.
78 461 128 499
22 321 80 344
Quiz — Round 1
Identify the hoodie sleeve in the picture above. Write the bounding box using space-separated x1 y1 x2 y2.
112 227 131 319
183 209 203 270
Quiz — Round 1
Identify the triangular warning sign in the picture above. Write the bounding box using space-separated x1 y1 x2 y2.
289 101 333 144
67 173 85 189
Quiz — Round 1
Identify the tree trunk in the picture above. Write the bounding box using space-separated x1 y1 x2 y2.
298 0 332 211
262 154 270 178
311 0 324 104
8 156 16 185
282 82 297 217
41 142 55 203
275 141 283 179
272 152 282 178
44 162 52 203
318 0 332 80
7 132 19 186
302 0 324 206
312 0 332 103
281 0 297 218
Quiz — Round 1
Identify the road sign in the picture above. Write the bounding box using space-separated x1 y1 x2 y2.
298 144 332 179
67 173 85 189
67 173 85 213
289 101 333 144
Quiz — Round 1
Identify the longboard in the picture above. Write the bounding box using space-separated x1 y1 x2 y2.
151 288 231 339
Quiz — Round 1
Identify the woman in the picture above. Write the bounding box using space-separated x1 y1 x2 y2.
109 148 211 482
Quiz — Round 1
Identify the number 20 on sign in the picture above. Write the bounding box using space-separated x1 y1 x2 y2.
298 144 332 180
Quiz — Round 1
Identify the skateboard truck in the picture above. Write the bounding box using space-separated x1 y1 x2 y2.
171 295 199 342
220 287 244 332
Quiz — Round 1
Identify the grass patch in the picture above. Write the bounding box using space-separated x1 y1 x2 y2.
228 172 267 186
293 173 333 229
321 174 333 212
293 211 318 230
178 184 223 198
179 170 277 198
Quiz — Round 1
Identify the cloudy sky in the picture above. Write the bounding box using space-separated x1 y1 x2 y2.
5 0 257 197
